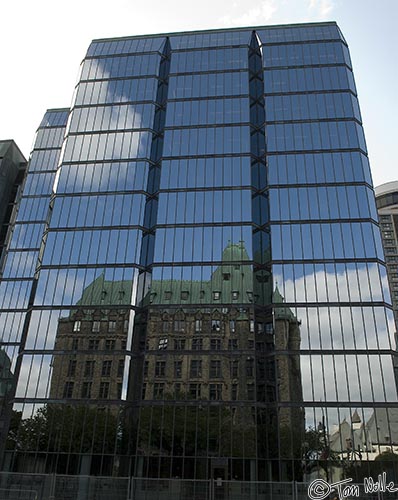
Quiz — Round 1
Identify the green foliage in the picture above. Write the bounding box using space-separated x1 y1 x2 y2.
136 402 256 458
375 451 398 462
303 426 342 481
7 405 121 454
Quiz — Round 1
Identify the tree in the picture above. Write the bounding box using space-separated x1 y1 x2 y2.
7 404 121 456
302 424 342 482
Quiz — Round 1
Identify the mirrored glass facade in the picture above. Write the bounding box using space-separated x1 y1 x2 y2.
0 22 397 484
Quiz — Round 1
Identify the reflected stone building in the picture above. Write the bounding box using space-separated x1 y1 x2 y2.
0 22 397 486
49 274 131 402
0 141 27 454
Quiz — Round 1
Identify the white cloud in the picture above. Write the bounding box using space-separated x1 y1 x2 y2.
220 0 278 27
308 0 335 17
15 354 53 400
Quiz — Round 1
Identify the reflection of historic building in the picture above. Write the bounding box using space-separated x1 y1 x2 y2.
20 240 305 480
273 287 304 432
141 243 258 404
50 274 131 402
128 241 304 480
330 409 398 460
0 350 14 434
142 307 254 403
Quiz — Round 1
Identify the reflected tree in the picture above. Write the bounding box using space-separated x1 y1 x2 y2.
7 404 122 457
302 421 342 482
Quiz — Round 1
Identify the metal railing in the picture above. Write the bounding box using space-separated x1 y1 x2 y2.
0 473 397 500
0 488 38 500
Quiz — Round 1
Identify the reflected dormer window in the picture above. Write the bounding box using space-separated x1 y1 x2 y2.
211 320 221 332
92 321 100 332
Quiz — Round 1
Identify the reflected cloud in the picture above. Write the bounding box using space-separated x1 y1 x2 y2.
275 262 387 303
301 353 398 404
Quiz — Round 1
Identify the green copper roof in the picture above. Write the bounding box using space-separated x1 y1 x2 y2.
148 241 254 305
221 241 250 262
76 273 132 306
273 285 297 322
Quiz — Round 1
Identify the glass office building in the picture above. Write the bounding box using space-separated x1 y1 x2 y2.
0 141 27 261
0 22 397 484
375 181 398 331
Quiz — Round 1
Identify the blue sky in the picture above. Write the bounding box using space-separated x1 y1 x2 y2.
1 0 396 186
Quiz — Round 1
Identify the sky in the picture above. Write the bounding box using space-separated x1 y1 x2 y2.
0 0 396 187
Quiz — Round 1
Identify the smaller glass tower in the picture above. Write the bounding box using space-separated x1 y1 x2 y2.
376 181 398 330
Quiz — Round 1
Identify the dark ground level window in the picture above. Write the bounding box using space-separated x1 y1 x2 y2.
230 359 239 377
89 339 99 350
190 359 202 377
210 360 221 378
174 360 182 377
209 383 222 400
63 381 74 398
105 339 115 350
102 360 112 377
192 338 203 350
99 381 110 398
81 381 92 398
118 359 125 377
189 383 201 399
67 359 76 376
174 339 186 350
211 339 221 350
155 360 166 376
154 382 164 399
85 360 95 377
228 339 238 350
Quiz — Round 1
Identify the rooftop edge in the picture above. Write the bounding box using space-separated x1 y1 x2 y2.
92 20 338 44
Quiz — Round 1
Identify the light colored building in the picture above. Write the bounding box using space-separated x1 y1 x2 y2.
375 181 398 330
